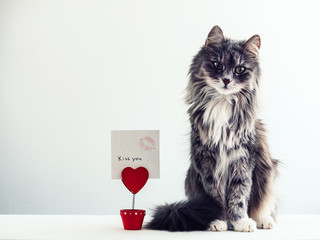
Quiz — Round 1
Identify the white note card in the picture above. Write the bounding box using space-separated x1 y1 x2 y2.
111 130 160 179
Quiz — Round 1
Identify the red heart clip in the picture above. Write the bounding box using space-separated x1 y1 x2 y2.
121 167 149 194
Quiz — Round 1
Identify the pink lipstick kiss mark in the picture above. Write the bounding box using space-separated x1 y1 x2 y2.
139 136 155 151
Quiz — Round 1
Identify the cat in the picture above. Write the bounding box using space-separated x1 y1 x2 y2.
146 25 279 232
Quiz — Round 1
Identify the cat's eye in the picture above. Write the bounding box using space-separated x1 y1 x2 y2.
235 66 246 74
213 61 224 71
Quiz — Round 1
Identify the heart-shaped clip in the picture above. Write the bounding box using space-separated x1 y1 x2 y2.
121 167 149 194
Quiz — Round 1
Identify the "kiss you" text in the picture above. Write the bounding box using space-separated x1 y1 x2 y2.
118 156 143 162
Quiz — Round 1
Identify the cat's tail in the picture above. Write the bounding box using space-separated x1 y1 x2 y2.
145 194 224 232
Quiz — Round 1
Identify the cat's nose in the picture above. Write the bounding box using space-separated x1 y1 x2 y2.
222 78 231 85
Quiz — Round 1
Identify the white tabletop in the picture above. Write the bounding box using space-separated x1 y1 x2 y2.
0 214 319 240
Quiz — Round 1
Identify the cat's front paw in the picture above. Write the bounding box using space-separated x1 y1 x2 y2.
257 216 275 229
208 220 228 231
231 218 257 232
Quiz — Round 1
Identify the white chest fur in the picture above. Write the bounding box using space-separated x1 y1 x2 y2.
202 96 233 148
202 96 249 181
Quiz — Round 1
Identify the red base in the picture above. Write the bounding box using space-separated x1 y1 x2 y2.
120 209 146 230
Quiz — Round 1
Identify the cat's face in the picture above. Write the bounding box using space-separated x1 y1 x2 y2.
197 26 261 95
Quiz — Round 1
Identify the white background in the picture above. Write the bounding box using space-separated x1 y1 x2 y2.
1 0 320 215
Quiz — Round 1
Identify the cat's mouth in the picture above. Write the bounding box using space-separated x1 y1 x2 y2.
216 85 238 95
206 78 239 95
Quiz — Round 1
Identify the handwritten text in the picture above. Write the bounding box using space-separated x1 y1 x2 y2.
118 156 143 162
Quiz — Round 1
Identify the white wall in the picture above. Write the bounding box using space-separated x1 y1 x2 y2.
1 0 320 214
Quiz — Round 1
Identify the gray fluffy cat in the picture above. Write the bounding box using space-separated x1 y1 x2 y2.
147 25 278 232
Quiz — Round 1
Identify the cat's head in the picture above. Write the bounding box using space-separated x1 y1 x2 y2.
190 26 261 96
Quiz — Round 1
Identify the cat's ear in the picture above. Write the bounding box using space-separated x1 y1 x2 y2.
205 25 224 47
244 35 261 58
